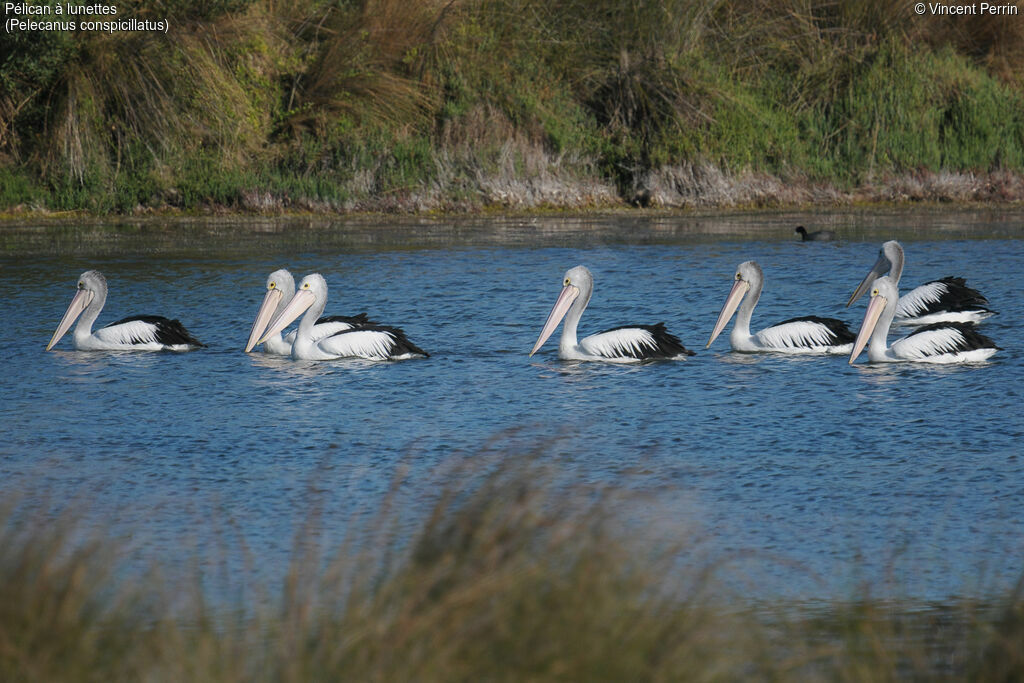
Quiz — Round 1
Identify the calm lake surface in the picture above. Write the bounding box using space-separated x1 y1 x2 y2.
2 210 1023 603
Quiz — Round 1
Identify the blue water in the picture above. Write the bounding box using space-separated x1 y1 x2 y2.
2 213 1023 602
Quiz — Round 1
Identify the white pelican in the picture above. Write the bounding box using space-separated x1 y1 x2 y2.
795 225 835 241
706 261 854 354
258 273 428 361
245 269 373 354
46 270 203 351
529 265 694 362
847 240 993 325
849 275 999 364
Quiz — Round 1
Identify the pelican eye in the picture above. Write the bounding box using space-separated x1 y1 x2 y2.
269 282 276 289
77 282 83 288
871 288 879 296
564 278 570 286
735 274 742 280
303 283 310 289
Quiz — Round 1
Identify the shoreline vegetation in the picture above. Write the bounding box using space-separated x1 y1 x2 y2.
2 0 1024 215
4 453 1024 680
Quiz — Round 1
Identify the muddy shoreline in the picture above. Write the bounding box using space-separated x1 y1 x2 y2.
3 206 1022 258
3 168 1023 220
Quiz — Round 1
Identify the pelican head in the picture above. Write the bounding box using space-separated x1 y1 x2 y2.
258 273 327 345
47 270 108 350
706 261 763 348
847 240 904 307
529 265 594 356
245 269 297 352
849 275 898 364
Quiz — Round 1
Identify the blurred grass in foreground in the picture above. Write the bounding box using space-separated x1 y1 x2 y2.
2 452 1024 681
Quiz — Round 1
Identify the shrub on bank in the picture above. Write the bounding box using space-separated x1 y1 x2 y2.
2 0 1023 212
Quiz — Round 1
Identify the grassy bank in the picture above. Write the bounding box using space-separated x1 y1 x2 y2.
2 0 1024 214
3 454 1024 680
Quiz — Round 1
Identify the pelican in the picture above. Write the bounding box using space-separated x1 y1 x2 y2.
245 269 374 353
847 240 993 325
849 276 999 364
46 270 203 351
529 265 694 362
258 273 428 360
795 225 835 242
706 261 854 354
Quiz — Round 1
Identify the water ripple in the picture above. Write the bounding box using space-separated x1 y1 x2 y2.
2 219 1022 601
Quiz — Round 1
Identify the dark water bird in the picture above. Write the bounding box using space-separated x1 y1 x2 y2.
530 265 694 362
245 268 373 354
795 225 835 241
46 270 204 351
707 261 854 354
849 275 998 364
847 240 994 326
259 273 427 360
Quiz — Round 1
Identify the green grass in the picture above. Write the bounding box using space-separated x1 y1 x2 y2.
3 0 1024 213
2 453 1024 680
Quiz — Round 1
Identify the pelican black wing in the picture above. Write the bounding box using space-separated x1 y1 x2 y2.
104 315 205 347
772 315 855 345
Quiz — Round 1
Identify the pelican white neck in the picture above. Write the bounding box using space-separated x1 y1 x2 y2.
246 269 297 353
46 270 109 350
558 266 594 356
880 241 905 284
529 265 594 357
729 261 763 346
257 273 329 354
849 275 900 363
706 260 764 351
